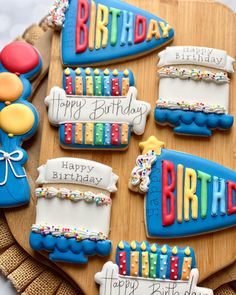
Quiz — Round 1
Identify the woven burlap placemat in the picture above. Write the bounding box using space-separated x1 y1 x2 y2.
0 212 81 294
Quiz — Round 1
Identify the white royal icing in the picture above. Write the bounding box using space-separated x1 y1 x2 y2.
130 150 157 193
45 86 151 136
0 150 26 186
36 157 118 192
35 187 111 205
158 74 230 114
46 0 69 28
158 66 230 84
95 262 213 295
158 46 235 73
31 224 107 241
156 98 226 114
34 157 118 240
35 195 112 237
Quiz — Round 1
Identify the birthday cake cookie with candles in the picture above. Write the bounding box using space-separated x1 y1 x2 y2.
47 0 174 66
45 67 151 150
0 41 42 207
29 157 118 263
129 136 236 238
95 241 213 295
155 46 235 136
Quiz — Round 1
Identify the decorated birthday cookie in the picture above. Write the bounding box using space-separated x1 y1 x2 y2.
30 157 118 263
129 136 236 238
63 67 134 96
155 46 235 136
0 41 42 207
45 75 151 149
47 0 174 66
95 241 213 295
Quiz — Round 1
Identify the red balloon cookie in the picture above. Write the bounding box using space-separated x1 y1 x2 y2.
1 41 40 74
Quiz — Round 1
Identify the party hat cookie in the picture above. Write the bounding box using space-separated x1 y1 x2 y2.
129 136 236 238
47 0 174 66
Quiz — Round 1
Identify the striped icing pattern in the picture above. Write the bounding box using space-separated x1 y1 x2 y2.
75 123 83 144
63 68 134 96
85 123 94 144
122 77 130 96
86 76 93 96
112 78 120 96
116 241 196 281
64 123 72 144
75 76 83 95
60 122 130 148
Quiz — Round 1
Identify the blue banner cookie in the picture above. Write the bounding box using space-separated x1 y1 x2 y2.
129 136 236 238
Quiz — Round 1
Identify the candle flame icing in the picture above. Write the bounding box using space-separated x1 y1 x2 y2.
140 241 147 251
161 245 167 254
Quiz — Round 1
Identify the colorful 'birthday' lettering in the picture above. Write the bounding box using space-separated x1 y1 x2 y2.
47 0 174 66
129 136 236 238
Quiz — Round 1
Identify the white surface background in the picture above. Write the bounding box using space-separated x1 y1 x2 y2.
0 0 235 294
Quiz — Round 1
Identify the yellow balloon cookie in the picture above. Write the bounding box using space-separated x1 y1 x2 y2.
0 72 23 102
0 104 35 135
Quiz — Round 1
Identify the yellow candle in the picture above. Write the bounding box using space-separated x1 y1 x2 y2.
85 123 94 145
75 123 83 144
130 251 139 276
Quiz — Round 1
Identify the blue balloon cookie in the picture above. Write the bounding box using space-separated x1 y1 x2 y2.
0 41 42 207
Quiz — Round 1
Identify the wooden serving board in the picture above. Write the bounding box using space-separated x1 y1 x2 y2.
5 0 236 294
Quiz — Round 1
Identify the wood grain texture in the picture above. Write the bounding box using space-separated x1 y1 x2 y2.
5 1 236 294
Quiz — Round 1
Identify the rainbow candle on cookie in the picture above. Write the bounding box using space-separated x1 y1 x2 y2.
129 136 236 238
63 68 134 96
30 157 118 264
0 41 42 207
155 46 235 136
95 241 213 295
45 74 151 149
47 0 174 66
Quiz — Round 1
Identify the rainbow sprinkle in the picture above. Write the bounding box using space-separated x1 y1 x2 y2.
35 187 111 206
47 0 69 28
31 224 108 241
156 98 226 114
158 66 229 84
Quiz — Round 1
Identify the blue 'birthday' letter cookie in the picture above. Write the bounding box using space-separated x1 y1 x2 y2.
129 136 236 238
47 0 174 66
